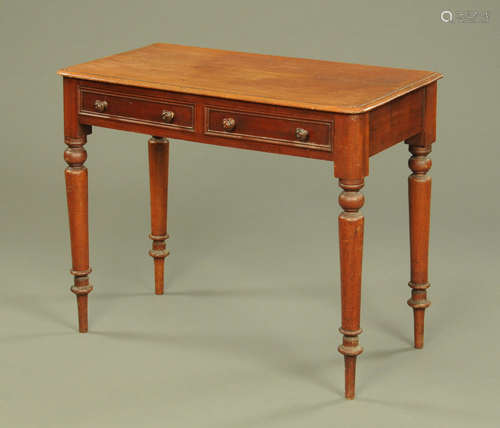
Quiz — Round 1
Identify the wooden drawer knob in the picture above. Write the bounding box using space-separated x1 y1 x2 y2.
94 100 108 112
295 127 309 141
222 117 236 131
161 110 175 123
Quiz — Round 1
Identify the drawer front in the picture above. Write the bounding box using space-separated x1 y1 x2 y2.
80 88 194 130
204 107 332 151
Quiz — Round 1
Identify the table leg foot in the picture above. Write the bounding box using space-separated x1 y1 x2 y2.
149 235 169 295
412 307 425 349
338 333 363 399
71 282 93 333
343 356 357 399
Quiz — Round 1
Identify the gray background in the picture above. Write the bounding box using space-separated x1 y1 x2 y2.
1 0 499 427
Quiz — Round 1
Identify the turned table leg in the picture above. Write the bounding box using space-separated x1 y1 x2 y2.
337 178 365 399
407 144 432 348
64 136 93 333
148 136 170 295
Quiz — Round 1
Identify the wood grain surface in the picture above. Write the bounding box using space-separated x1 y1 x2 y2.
58 43 442 113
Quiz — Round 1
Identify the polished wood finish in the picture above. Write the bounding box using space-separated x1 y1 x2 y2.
75 80 334 161
80 86 195 130
337 178 365 399
58 43 441 113
64 135 92 332
63 79 92 333
204 105 333 151
407 145 431 348
333 113 369 399
59 44 442 399
148 137 170 295
369 88 424 156
404 81 437 349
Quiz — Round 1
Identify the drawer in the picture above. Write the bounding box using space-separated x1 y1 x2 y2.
204 106 333 151
79 88 194 130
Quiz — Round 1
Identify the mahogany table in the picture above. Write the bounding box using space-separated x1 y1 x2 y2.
58 43 442 399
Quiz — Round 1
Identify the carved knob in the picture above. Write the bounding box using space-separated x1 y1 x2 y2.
222 117 236 132
161 110 175 123
94 100 108 112
295 128 309 142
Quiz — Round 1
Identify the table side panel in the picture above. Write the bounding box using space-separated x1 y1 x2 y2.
369 88 424 156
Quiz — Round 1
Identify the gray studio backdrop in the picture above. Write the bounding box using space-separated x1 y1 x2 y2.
1 1 499 427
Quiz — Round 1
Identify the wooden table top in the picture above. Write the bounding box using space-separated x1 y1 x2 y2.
58 43 442 114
